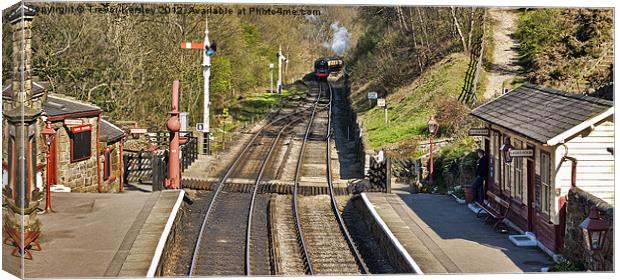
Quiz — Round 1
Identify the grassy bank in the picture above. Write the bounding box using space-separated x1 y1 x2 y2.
360 53 480 154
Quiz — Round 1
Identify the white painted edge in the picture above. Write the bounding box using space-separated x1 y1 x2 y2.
546 107 613 146
360 193 424 274
146 189 186 277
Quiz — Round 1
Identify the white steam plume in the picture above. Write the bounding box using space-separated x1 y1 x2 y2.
325 22 350 56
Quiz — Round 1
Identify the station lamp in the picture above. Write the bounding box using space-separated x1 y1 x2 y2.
427 116 439 136
427 115 439 185
40 120 57 214
500 136 513 163
580 206 610 252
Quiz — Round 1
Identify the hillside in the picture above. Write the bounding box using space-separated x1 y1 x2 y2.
357 53 481 155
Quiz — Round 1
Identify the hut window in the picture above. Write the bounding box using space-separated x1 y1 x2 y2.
70 125 92 163
513 140 523 199
503 160 511 193
540 151 551 213
493 132 500 184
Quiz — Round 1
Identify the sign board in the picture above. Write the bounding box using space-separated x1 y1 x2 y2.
367 92 378 99
377 98 386 107
468 128 490 136
64 119 83 126
196 123 204 132
130 128 148 134
269 63 274 69
509 149 534 157
69 124 92 133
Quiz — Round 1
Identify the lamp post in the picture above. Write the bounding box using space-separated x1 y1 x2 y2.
427 116 439 185
580 205 610 271
40 120 56 214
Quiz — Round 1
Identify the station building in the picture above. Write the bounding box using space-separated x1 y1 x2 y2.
2 83 126 193
471 83 614 253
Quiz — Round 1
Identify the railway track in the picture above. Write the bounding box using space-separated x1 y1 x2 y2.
289 81 368 275
189 87 321 276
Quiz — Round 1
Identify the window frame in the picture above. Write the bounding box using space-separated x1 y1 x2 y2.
513 139 523 200
69 124 92 163
540 151 552 214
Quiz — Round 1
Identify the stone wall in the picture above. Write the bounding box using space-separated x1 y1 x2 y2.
352 195 418 273
52 116 100 192
563 187 613 271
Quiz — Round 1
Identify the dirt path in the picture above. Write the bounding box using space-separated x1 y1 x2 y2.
484 8 520 99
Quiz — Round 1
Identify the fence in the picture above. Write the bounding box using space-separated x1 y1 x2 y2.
123 150 168 191
123 132 198 191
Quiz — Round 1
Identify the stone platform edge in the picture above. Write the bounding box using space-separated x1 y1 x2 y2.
359 193 424 274
147 189 185 277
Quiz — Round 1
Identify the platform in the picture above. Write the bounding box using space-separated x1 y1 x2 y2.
363 185 554 273
2 189 184 278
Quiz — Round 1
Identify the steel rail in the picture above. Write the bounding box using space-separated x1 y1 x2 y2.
291 81 323 275
244 113 308 275
189 106 309 276
325 81 369 274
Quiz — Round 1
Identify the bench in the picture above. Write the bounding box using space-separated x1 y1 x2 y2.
475 191 511 230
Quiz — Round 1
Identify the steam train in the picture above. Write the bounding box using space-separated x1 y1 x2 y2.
314 56 344 79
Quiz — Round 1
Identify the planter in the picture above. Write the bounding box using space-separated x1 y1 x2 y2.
464 186 474 203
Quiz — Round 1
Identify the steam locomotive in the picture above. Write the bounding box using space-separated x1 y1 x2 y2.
314 56 344 79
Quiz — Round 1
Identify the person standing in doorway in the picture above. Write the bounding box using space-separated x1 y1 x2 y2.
473 149 489 204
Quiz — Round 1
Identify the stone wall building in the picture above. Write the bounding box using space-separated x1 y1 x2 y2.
3 86 125 193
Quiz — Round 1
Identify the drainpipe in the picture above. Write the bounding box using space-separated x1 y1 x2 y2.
119 138 124 192
563 156 577 188
97 113 102 193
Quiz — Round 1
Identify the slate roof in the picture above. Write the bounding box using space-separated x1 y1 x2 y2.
100 119 125 143
2 82 47 98
7 4 37 22
42 95 101 118
471 83 613 144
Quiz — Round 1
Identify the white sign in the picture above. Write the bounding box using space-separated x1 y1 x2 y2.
509 149 534 157
368 92 378 99
196 123 204 132
130 128 148 134
377 98 386 107
269 63 274 69
468 128 490 136
63 119 83 126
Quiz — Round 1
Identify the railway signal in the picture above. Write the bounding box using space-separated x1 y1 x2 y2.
180 16 216 155
269 63 274 93
277 46 287 94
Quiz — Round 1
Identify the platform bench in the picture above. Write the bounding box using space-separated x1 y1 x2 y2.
475 191 511 230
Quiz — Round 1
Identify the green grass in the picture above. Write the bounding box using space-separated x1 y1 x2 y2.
230 87 303 123
360 53 471 150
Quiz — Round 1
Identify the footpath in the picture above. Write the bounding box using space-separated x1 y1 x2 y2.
2 189 183 278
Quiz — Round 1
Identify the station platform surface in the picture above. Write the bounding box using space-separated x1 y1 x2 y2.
364 185 554 274
2 189 183 278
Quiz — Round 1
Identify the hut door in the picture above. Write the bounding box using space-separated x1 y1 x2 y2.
526 158 534 232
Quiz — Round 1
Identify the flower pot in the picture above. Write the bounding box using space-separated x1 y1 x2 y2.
464 186 474 203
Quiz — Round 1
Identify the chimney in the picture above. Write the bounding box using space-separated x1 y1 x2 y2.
8 4 38 109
